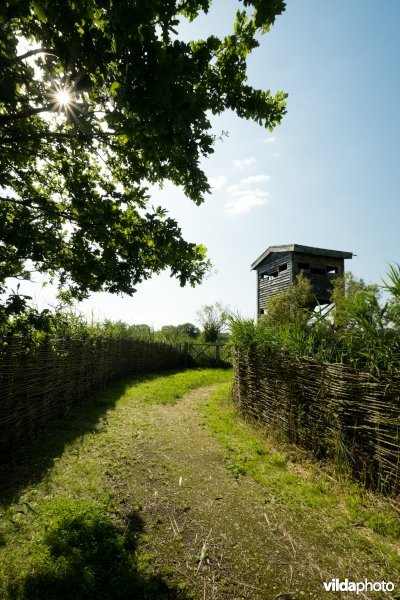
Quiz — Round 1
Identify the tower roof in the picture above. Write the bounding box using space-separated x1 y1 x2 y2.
251 244 353 270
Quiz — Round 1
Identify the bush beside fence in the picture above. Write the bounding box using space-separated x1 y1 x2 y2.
233 348 400 495
0 335 182 458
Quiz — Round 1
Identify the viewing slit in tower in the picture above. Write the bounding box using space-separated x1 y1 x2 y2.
251 244 353 317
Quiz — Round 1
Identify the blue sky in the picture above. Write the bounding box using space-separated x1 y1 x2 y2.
26 1 400 328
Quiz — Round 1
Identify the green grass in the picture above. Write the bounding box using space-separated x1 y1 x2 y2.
201 384 339 509
15 499 141 599
2 368 399 598
201 383 400 565
101 368 232 407
114 369 232 404
0 368 231 600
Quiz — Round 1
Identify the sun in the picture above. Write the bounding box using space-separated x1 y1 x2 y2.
50 83 74 112
55 88 72 107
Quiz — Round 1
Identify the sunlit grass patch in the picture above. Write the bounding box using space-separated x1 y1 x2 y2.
113 368 232 406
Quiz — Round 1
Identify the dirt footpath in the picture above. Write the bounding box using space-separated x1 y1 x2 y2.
104 385 398 600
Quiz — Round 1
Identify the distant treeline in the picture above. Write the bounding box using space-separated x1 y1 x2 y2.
0 300 229 349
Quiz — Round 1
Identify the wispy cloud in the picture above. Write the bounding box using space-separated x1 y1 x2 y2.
225 190 269 214
233 156 256 170
263 136 276 144
240 174 271 186
225 173 270 214
208 175 227 190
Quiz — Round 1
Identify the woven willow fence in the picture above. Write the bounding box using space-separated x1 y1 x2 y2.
0 336 182 457
233 348 400 495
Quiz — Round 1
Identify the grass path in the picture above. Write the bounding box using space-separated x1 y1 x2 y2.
0 369 399 599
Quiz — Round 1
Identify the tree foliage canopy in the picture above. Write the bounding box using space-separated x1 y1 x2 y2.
261 272 316 328
196 301 228 342
0 0 287 307
330 272 379 331
160 322 200 341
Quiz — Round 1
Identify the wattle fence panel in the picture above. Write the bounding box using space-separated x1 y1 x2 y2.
232 347 400 495
0 336 182 457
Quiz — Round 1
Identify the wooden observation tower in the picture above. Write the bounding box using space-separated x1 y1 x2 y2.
251 244 353 317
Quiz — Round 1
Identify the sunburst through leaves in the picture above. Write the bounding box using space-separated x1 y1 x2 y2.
50 83 74 112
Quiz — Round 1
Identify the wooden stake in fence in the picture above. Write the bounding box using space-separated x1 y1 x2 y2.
216 344 220 363
183 342 189 368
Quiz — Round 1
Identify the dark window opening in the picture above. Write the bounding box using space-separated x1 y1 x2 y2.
327 265 338 274
296 262 309 270
310 266 326 275
279 263 288 272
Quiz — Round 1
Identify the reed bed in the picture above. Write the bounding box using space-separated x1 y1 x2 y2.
233 347 400 495
0 335 182 457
